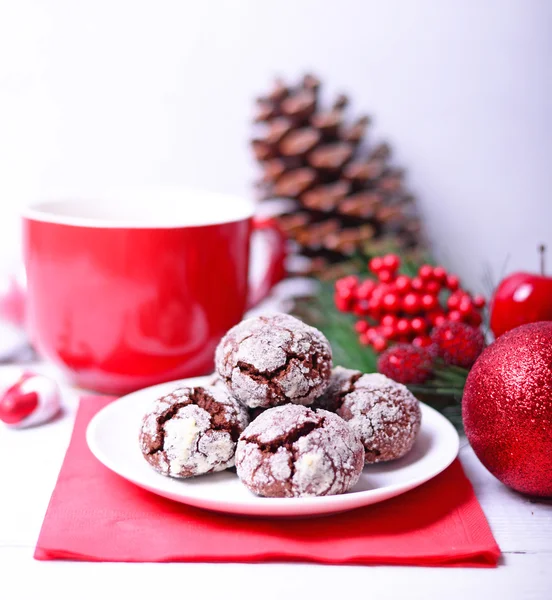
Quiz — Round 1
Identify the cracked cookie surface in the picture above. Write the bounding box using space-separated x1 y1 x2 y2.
139 385 249 478
215 313 332 409
324 371 421 463
235 404 365 497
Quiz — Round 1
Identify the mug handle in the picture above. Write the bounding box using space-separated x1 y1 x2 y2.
247 216 287 308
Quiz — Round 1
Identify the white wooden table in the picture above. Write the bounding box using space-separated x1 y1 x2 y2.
1 365 551 600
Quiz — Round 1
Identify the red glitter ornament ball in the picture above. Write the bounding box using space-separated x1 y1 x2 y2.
462 322 552 497
377 344 434 384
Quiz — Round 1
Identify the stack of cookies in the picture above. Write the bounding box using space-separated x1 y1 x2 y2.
139 313 421 498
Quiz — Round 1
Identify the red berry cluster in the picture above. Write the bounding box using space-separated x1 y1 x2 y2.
334 254 486 354
377 321 486 384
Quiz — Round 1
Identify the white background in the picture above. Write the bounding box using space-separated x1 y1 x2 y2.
1 0 551 291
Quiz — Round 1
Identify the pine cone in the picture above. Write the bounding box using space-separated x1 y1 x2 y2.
251 74 425 275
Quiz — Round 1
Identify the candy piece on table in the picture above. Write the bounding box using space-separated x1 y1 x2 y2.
0 371 61 428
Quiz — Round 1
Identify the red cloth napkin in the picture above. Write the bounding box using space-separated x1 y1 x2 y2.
35 397 500 566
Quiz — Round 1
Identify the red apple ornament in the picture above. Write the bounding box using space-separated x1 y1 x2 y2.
0 370 61 428
490 245 552 338
462 322 552 497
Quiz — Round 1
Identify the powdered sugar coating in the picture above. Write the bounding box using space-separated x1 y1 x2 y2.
235 404 365 497
139 385 249 478
215 313 332 408
334 372 422 463
209 373 266 421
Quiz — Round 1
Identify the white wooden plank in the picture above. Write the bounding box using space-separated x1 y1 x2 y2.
0 548 550 600
0 406 74 546
460 443 552 553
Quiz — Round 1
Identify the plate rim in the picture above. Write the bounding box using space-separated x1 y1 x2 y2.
86 375 460 516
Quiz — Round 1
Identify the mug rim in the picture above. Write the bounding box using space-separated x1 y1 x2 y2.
22 188 255 229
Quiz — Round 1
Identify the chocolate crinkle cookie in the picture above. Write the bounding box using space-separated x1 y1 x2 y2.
317 367 421 463
215 313 332 409
311 366 362 412
139 385 249 478
209 374 265 422
235 404 365 497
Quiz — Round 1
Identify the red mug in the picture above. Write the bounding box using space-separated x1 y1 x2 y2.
22 190 286 394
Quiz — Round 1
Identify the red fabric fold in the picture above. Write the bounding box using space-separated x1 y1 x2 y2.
34 397 500 566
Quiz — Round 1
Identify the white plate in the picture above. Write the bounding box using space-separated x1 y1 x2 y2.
86 376 459 517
